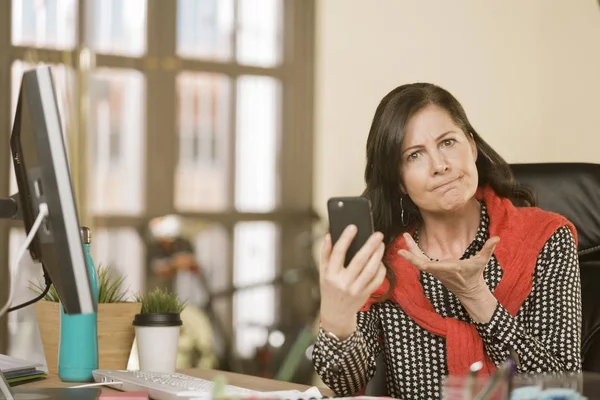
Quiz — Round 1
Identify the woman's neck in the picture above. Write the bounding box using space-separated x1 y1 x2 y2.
417 198 481 260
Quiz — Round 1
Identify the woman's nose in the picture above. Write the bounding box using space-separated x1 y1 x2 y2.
430 151 449 174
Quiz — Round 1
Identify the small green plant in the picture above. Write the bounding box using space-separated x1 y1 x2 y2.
135 288 186 314
30 280 60 302
97 265 129 303
30 264 130 303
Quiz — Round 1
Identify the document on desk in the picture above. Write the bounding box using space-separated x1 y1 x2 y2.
248 386 323 399
190 385 323 400
0 354 44 378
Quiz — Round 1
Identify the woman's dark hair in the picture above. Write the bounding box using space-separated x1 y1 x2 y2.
363 82 535 243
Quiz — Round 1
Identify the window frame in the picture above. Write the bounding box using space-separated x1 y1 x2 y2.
0 0 316 365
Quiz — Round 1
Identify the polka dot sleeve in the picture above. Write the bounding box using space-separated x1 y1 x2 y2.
475 226 582 373
311 308 382 396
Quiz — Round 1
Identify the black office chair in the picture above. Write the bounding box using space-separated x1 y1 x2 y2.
510 162 600 372
365 162 600 395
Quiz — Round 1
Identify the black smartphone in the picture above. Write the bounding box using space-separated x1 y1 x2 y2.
327 196 375 267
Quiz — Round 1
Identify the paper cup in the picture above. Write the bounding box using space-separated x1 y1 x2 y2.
133 313 182 373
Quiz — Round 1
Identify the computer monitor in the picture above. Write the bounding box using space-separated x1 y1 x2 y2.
0 65 95 315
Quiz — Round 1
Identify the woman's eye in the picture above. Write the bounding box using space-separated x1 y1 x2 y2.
407 152 420 161
442 138 456 147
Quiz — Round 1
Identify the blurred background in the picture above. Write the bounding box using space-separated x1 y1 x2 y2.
1 0 600 387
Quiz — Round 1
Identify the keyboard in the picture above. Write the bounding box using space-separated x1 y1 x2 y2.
92 369 261 400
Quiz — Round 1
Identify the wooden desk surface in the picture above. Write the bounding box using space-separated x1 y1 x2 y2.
21 369 334 396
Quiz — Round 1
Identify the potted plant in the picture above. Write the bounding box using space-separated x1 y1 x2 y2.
31 264 141 374
133 288 186 373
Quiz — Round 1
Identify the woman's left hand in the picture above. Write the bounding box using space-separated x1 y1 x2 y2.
398 233 500 301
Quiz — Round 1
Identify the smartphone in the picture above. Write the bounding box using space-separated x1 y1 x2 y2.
327 196 375 267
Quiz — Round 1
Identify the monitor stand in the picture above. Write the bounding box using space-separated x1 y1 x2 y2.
0 369 14 400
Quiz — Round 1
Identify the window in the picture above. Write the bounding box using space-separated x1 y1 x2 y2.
175 73 231 212
233 222 278 358
86 0 147 56
87 69 146 216
176 0 234 61
193 224 229 310
236 0 283 67
7 229 46 364
176 0 283 67
93 228 144 299
11 0 77 50
1 0 314 371
235 76 281 212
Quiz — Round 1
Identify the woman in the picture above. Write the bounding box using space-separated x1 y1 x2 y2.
312 83 582 400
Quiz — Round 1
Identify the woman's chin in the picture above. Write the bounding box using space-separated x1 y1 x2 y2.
436 189 473 212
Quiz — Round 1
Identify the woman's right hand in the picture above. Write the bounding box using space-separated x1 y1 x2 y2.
319 224 387 339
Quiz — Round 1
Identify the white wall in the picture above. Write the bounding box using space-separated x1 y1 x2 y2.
538 1 600 159
313 0 600 219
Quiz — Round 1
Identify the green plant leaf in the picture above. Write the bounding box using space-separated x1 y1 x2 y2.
97 264 129 303
29 280 60 302
135 288 186 314
30 263 131 304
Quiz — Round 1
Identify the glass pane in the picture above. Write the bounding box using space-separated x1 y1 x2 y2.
194 224 230 336
93 228 144 300
10 61 76 195
175 73 231 212
8 229 44 306
236 0 283 67
176 0 234 61
194 224 229 292
191 224 230 357
233 221 278 358
8 229 46 365
235 76 281 212
11 0 77 49
86 0 147 56
87 69 146 215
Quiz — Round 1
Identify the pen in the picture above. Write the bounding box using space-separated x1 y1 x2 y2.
504 357 517 400
464 361 483 400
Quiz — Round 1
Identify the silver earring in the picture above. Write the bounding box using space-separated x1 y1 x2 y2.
401 197 409 226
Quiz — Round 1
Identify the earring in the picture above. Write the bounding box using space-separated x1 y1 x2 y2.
401 197 409 226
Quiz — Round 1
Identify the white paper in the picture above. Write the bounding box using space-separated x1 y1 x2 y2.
185 385 323 400
258 386 323 399
0 354 42 373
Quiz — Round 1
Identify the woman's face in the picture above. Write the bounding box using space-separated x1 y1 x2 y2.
399 105 478 215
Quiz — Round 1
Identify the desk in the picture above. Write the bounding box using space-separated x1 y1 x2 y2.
20 369 334 396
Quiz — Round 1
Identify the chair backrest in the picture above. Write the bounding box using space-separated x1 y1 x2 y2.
366 162 600 395
510 162 600 372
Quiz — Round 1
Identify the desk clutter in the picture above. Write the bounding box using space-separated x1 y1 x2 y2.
91 369 323 400
444 372 593 400
4 387 102 399
3 363 598 400
0 354 46 386
1 352 594 400
439 357 599 400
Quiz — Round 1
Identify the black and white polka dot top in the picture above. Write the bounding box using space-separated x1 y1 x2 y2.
312 202 582 400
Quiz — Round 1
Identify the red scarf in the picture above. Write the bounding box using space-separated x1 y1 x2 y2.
360 186 577 376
